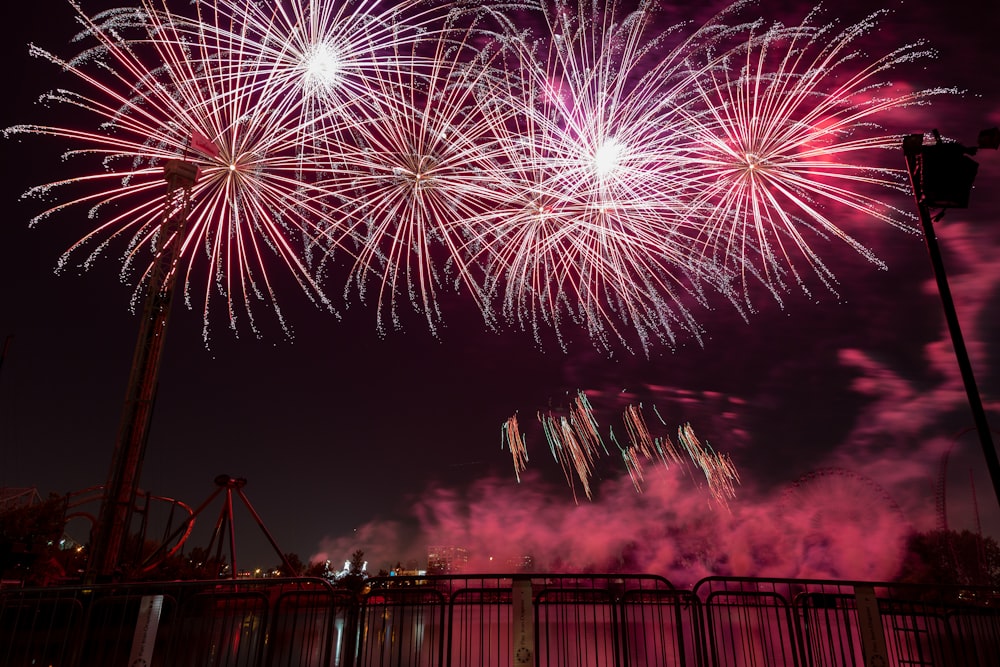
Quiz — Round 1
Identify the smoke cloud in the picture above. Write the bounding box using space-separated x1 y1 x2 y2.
315 463 914 586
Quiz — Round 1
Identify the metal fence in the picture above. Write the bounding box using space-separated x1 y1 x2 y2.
2 574 998 666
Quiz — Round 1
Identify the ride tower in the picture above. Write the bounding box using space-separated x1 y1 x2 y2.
87 159 199 580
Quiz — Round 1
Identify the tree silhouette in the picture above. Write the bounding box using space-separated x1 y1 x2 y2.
896 529 1000 587
0 493 68 585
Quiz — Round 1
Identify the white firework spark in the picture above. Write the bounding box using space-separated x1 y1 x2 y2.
7 1 357 339
194 0 462 148
317 10 520 334
466 0 760 353
8 0 956 353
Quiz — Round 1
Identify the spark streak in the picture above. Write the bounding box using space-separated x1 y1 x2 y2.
502 414 529 482
510 390 741 505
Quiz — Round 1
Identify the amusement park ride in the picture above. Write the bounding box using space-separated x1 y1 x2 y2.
70 473 295 581
86 159 199 581
83 156 293 581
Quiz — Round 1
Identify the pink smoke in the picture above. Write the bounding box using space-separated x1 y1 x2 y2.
314 465 911 587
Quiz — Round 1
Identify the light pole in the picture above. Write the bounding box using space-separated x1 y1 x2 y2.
903 127 1000 508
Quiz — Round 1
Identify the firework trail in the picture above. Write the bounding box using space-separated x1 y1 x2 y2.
668 6 953 301
501 414 529 482
537 390 606 500
613 403 739 505
616 403 659 491
511 389 740 504
6 0 360 339
675 422 740 505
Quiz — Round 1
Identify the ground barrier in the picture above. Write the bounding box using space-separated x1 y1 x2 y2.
2 574 997 666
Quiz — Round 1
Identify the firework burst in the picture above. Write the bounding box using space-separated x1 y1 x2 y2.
195 0 462 154
469 1 953 352
467 0 763 353
6 0 358 339
669 6 953 301
317 11 519 334
8 0 956 352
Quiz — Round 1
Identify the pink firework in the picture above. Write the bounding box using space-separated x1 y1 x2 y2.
668 6 952 302
470 1 951 351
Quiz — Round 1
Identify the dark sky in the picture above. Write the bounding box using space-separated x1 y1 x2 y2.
2 0 999 579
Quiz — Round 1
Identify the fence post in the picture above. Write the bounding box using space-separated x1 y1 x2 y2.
854 585 889 667
123 594 163 667
512 578 534 667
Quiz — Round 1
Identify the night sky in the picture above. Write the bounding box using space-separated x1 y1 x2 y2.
1 0 999 581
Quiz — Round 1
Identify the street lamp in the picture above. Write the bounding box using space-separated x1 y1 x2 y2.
903 127 1000 508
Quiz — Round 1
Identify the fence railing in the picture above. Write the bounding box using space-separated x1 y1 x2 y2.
2 574 998 666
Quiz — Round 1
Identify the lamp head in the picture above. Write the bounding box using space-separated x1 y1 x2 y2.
908 131 980 209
